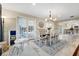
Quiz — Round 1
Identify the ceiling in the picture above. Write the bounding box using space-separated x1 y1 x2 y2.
2 3 79 20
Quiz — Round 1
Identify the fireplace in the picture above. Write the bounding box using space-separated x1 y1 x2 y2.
10 31 16 45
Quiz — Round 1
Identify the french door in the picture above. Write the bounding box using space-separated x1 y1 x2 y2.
16 16 36 40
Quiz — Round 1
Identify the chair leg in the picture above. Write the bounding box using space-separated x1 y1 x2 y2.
45 40 47 45
9 46 16 56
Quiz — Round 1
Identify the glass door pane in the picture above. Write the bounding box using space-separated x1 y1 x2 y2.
17 16 28 39
28 20 36 40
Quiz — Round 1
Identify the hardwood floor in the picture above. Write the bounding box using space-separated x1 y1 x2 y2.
73 45 79 56
77 50 79 56
77 46 79 56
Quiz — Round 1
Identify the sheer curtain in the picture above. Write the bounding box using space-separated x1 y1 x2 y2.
16 16 28 39
28 20 36 40
16 16 36 40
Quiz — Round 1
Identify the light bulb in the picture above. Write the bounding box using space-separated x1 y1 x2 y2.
53 18 56 21
50 17 52 20
45 18 47 21
1 16 6 18
32 3 36 6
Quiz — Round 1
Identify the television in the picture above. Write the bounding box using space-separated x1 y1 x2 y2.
10 31 16 35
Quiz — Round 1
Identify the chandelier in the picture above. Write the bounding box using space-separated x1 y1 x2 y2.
45 10 57 22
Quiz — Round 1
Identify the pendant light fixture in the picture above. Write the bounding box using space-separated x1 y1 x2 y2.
45 10 57 22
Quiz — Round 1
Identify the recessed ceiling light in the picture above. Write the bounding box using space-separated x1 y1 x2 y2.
32 3 36 6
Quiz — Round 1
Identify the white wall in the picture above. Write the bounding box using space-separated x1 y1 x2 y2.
2 8 43 44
